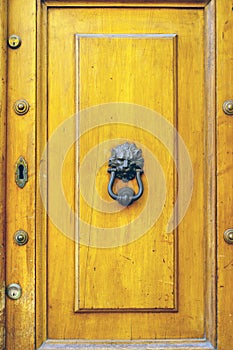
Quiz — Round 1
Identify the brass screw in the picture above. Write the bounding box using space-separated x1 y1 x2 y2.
14 99 30 115
17 102 25 111
8 35 22 49
223 100 233 115
224 229 233 244
228 232 233 241
14 230 29 246
226 102 233 112
6 283 22 300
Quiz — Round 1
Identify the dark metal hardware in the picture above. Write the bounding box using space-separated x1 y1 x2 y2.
15 156 28 188
107 142 144 206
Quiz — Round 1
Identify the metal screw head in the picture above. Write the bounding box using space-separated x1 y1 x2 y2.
8 35 22 49
14 230 29 246
6 283 22 300
223 100 233 115
14 99 30 115
224 229 233 244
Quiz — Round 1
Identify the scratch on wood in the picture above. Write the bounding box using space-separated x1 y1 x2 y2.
223 259 233 269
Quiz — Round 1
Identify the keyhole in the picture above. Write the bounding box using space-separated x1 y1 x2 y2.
15 157 28 188
18 164 24 179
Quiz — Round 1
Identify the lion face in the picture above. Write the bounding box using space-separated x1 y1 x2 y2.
108 142 144 182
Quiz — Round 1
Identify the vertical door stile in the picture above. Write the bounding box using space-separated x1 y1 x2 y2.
217 0 233 348
0 0 7 349
6 0 37 349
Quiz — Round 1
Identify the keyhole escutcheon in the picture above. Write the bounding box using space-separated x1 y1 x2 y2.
15 157 28 188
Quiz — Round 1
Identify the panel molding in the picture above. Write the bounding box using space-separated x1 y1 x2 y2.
75 33 178 312
43 0 211 9
203 0 216 346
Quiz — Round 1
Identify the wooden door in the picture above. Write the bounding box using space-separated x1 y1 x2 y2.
41 3 213 346
2 0 233 349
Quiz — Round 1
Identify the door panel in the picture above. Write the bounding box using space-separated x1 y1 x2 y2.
76 34 176 311
46 6 209 342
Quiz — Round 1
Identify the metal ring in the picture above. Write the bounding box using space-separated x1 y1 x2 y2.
108 170 143 206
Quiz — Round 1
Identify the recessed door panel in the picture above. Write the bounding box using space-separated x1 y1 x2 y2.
76 34 177 311
46 5 213 343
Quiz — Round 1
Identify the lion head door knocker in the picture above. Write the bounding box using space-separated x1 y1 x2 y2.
107 142 144 206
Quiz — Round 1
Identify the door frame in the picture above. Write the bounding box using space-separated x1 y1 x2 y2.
0 0 233 349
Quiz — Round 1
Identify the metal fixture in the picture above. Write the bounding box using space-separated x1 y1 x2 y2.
14 230 29 246
224 229 233 244
8 35 22 49
15 156 28 188
223 100 233 115
108 142 144 206
14 99 30 115
6 283 22 300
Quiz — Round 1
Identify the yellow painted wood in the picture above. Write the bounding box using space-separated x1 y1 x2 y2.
3 0 232 348
204 0 216 346
217 0 233 349
6 0 36 349
5 0 233 348
77 35 176 310
0 1 7 349
47 7 207 340
36 2 48 347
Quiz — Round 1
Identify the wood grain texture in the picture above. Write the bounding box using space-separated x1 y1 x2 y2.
217 0 233 349
4 0 233 348
76 34 177 311
46 7 208 341
6 0 36 349
0 0 7 349
36 1 48 348
204 0 216 346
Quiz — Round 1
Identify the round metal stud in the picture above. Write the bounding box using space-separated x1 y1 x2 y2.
223 100 233 115
14 230 29 246
224 229 233 244
8 35 22 49
14 99 30 115
6 283 22 300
